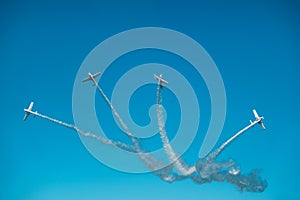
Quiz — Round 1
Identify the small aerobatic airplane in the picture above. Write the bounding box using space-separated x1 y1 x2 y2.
251 109 266 130
23 101 34 121
82 72 101 83
154 74 168 88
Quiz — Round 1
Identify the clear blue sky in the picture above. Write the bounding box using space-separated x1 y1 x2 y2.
1 0 299 199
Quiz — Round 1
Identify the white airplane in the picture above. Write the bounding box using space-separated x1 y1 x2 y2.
154 74 168 88
23 102 34 121
82 72 101 83
251 109 266 130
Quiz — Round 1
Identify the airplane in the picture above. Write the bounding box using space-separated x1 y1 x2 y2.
82 72 101 83
251 109 266 130
154 74 168 88
23 102 34 121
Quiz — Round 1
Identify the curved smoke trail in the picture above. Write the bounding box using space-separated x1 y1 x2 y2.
91 77 193 181
90 80 166 171
156 84 195 175
28 111 134 152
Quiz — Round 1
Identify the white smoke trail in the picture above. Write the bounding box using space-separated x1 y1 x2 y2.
208 121 258 160
90 78 165 171
25 103 268 191
92 79 189 182
156 84 194 175
91 77 199 177
29 107 268 191
28 111 134 152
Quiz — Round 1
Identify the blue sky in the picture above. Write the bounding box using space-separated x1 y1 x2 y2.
1 0 300 199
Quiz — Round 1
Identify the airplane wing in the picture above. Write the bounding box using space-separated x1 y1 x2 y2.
153 74 160 80
252 109 266 130
82 77 91 82
23 102 34 121
94 72 101 77
253 109 259 120
82 72 101 82
154 74 168 85
23 112 30 121
259 122 266 130
161 79 169 85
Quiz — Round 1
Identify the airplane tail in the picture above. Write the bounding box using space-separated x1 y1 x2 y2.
23 102 34 121
252 109 266 130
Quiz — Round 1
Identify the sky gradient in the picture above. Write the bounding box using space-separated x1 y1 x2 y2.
1 0 300 199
